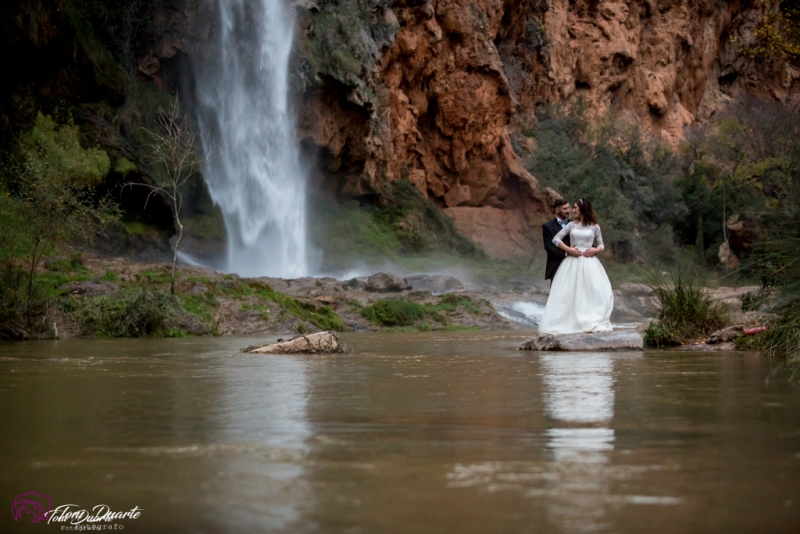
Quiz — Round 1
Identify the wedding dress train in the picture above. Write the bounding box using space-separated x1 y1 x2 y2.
538 222 614 335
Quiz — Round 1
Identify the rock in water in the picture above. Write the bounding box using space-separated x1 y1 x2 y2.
246 331 343 354
519 330 643 351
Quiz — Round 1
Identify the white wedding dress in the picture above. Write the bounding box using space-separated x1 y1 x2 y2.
538 221 614 335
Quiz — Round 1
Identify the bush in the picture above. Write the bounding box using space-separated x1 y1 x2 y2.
745 234 800 368
70 289 179 337
643 265 729 347
361 300 426 327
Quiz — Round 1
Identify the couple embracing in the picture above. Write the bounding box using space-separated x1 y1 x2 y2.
539 197 614 335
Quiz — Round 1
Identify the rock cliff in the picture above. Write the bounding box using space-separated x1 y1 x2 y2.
287 0 800 258
4 0 798 260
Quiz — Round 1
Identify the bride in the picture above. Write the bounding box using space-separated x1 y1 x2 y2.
538 197 614 335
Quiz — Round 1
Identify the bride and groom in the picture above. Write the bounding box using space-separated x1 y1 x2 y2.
539 197 614 335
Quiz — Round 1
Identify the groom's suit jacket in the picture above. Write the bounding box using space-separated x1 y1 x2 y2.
543 218 571 280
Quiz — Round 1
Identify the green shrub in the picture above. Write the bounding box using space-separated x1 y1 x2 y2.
746 234 800 368
44 251 86 273
361 300 426 327
741 288 771 312
100 270 119 282
71 289 179 337
179 292 219 324
137 269 171 284
643 265 729 347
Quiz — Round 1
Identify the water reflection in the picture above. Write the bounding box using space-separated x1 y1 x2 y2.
211 355 312 531
541 353 617 531
542 353 615 462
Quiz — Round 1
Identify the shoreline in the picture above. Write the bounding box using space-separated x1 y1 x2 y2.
5 253 762 349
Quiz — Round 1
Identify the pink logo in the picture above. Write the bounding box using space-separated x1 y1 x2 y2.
11 492 51 523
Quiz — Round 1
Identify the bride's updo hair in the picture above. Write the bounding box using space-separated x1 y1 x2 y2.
576 197 597 226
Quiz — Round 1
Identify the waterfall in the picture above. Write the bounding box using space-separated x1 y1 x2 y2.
194 0 308 278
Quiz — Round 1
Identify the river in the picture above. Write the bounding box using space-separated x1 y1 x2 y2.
1 332 798 533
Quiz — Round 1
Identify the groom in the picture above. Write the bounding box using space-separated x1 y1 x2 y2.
542 198 572 283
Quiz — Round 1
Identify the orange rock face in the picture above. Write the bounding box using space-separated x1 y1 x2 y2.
141 0 800 259
293 0 800 259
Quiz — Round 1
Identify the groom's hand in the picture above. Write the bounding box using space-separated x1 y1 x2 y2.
583 247 599 257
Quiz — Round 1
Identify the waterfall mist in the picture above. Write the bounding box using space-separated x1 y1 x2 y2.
194 0 308 278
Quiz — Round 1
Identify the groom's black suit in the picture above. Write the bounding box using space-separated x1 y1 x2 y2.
543 218 571 281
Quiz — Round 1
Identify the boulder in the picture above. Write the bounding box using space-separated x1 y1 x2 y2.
519 330 644 351
366 272 408 292
245 331 343 354
706 325 744 344
404 274 464 294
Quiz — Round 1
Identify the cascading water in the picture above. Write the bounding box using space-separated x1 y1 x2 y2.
194 0 307 278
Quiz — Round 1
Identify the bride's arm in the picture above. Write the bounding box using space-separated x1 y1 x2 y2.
553 222 582 257
583 225 605 258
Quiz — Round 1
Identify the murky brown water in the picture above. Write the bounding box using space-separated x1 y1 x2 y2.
1 332 798 533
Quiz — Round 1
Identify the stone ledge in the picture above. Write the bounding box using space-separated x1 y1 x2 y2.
519 330 644 351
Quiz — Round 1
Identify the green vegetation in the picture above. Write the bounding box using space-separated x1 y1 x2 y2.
745 1 800 61
361 300 426 327
100 270 120 282
643 265 729 348
66 289 180 337
361 294 483 329
1 114 118 297
526 102 684 263
735 212 800 369
253 283 343 331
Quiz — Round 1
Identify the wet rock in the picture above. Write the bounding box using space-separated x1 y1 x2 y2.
365 273 408 292
707 325 744 344
404 275 464 294
245 331 343 354
519 330 643 351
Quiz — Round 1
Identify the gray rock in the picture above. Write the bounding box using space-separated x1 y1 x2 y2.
519 330 644 351
365 272 408 292
706 325 744 344
404 274 464 294
343 278 367 290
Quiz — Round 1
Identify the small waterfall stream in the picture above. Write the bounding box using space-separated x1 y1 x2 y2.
195 0 308 278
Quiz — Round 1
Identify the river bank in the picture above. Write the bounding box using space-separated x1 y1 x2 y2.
3 252 765 345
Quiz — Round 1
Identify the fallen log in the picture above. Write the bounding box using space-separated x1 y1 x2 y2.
244 331 344 354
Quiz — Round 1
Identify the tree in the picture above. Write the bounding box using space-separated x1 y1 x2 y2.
127 98 212 294
3 114 118 298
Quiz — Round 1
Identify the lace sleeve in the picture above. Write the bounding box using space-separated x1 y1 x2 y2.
594 225 604 251
552 221 572 247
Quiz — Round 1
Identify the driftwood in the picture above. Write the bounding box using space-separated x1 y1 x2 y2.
244 331 344 354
